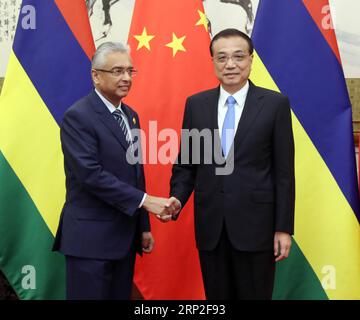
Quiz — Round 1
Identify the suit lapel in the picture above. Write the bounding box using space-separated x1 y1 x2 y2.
89 91 129 152
233 82 264 149
121 103 142 178
122 103 138 134
205 87 225 162
208 87 220 132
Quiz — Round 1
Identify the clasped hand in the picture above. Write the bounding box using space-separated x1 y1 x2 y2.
143 195 181 223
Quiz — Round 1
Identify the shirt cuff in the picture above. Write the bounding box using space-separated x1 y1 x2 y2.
138 193 147 208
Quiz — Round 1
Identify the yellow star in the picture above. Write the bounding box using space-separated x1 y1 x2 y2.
195 9 208 32
165 32 186 57
133 27 155 51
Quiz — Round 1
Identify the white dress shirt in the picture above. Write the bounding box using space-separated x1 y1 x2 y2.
95 89 146 209
218 81 250 140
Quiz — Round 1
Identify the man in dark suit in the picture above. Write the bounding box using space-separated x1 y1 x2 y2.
53 42 173 300
160 29 295 299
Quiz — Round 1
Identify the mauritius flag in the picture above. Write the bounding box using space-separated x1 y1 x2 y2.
248 0 360 299
0 0 94 299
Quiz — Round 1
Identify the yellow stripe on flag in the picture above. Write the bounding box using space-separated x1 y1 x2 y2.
0 51 65 236
251 51 360 299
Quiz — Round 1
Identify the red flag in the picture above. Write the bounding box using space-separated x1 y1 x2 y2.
126 0 218 299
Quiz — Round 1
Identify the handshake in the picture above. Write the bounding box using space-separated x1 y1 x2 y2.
142 195 181 223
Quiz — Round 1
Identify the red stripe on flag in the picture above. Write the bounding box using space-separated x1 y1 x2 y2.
54 0 95 60
302 0 341 63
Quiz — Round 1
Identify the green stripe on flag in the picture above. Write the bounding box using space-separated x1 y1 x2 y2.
0 151 65 300
273 240 328 300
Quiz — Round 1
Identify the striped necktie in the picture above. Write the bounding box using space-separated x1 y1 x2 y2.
112 109 132 146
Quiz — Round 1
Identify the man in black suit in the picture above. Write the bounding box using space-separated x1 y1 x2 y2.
53 42 174 299
160 29 295 299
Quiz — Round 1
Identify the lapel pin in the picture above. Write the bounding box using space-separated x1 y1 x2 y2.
133 117 136 125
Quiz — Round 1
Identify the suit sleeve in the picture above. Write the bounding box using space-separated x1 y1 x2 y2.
170 97 197 218
135 114 151 232
139 208 150 232
60 108 145 217
272 96 295 234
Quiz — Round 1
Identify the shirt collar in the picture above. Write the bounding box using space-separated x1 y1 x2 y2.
219 80 249 107
95 89 123 114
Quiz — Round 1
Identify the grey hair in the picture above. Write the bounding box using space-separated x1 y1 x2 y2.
91 42 130 69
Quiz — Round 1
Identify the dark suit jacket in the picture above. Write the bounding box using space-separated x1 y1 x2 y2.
53 90 150 260
170 81 295 252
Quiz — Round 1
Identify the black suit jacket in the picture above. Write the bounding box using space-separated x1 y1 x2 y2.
53 90 150 260
170 82 295 252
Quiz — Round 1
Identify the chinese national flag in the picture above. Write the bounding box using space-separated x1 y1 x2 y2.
126 0 217 299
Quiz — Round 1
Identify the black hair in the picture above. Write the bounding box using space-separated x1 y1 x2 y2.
210 28 254 56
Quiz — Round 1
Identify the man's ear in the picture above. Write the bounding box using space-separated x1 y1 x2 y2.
92 69 100 85
249 54 254 70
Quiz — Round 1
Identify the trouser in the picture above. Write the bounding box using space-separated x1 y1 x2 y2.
198 225 275 300
65 246 136 300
